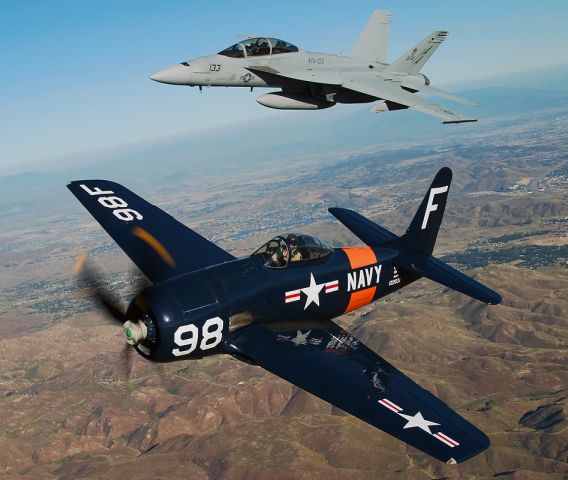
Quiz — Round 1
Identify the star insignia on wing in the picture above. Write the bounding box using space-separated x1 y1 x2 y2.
399 411 440 434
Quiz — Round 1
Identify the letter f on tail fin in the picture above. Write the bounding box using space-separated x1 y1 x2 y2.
402 167 452 255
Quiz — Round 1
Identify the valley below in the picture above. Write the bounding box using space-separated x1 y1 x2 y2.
0 107 567 479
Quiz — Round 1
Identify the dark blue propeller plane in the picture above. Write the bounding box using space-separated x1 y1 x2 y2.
68 167 500 465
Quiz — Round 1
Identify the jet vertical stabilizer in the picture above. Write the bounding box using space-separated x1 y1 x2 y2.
350 10 392 64
387 30 448 75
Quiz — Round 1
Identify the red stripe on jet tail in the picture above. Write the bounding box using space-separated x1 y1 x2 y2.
378 398 402 413
434 432 460 447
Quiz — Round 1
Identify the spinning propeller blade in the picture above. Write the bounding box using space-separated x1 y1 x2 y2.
74 253 127 324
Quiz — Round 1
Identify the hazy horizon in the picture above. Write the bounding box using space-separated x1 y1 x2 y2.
2 61 567 179
2 1 568 174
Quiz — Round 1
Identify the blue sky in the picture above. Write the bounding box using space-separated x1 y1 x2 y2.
1 0 567 173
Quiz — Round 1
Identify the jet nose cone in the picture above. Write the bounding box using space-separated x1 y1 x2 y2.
149 71 162 82
149 64 191 85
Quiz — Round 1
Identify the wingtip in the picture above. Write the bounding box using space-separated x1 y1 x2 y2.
328 207 352 219
488 292 502 305
443 119 477 124
328 207 346 217
478 286 502 305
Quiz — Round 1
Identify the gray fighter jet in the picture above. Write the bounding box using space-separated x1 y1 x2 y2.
150 10 477 124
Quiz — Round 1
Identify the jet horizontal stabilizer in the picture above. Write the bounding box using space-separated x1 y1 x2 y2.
401 83 478 107
348 80 477 124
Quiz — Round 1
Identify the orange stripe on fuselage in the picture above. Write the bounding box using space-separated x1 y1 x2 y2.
342 247 377 269
342 247 379 314
344 286 376 313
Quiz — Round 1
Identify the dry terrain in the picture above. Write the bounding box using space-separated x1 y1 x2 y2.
0 109 567 479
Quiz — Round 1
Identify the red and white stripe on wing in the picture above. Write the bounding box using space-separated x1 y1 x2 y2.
434 432 460 448
378 398 403 413
284 289 301 303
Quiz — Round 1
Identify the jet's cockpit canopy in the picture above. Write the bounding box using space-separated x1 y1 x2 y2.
252 233 333 268
219 38 299 58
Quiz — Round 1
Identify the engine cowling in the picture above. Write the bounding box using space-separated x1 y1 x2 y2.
257 92 335 110
126 275 226 362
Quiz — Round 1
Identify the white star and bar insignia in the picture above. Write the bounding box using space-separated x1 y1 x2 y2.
285 273 339 309
399 411 440 434
378 398 460 448
276 330 323 347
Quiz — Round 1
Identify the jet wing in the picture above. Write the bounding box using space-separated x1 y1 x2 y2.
227 320 489 464
68 180 235 283
247 66 475 124
347 80 476 123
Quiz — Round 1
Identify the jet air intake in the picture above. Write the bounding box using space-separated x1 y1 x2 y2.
257 92 335 110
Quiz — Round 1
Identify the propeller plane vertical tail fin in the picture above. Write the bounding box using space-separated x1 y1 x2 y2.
400 166 452 255
329 167 501 306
